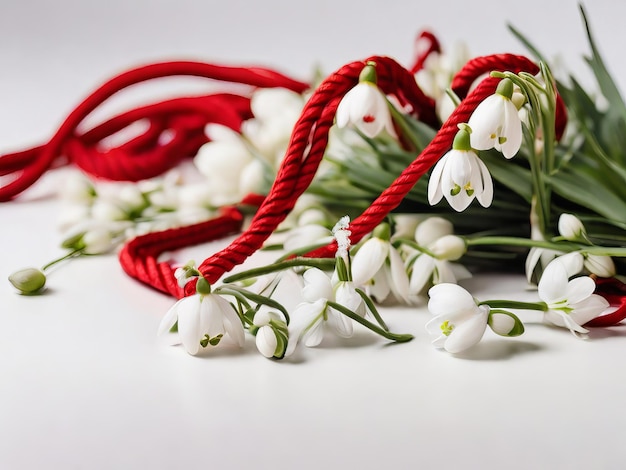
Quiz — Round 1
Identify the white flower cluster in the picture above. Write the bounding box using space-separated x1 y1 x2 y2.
57 169 216 254
194 88 305 207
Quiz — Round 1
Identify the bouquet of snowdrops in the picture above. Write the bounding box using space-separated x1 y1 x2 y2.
8 6 626 359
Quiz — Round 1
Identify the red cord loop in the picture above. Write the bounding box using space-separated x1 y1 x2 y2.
0 61 308 201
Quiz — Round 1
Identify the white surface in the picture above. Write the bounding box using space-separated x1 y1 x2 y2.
2 1 626 469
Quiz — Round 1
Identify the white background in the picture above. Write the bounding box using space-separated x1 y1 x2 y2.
2 1 626 469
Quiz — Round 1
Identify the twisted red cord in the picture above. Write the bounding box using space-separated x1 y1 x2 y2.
586 277 626 327
0 61 308 201
409 30 441 75
119 207 245 298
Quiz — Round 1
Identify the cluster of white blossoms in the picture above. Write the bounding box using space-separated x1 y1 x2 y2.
194 88 305 207
57 168 216 255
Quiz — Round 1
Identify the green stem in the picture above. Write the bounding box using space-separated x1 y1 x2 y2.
41 249 84 272
222 258 337 284
466 236 576 251
479 300 548 311
355 288 389 331
326 301 413 343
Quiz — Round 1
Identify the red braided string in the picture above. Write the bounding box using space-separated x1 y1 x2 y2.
586 277 626 327
118 207 245 298
409 30 442 74
0 61 308 201
191 60 367 285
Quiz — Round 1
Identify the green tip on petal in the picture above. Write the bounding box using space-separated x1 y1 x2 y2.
196 277 212 295
452 127 472 151
9 268 47 295
359 63 378 84
495 78 514 99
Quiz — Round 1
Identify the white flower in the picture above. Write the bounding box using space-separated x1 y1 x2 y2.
243 88 304 163
467 78 523 159
253 308 288 359
81 228 115 254
428 127 493 212
194 127 258 206
285 268 362 356
426 283 489 353
538 259 610 337
282 224 333 253
158 293 245 355
558 213 588 242
583 254 615 278
410 236 470 294
351 230 410 303
336 82 396 138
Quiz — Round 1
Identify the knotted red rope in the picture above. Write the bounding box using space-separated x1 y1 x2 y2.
0 61 308 201
119 53 551 298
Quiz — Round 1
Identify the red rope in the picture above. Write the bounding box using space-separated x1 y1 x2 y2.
586 277 626 327
409 30 442 75
0 61 308 201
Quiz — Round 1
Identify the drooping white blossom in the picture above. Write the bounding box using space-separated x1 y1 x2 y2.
467 78 523 159
350 225 410 303
537 258 610 337
158 292 245 355
336 65 396 139
409 217 471 295
426 283 490 353
428 126 493 211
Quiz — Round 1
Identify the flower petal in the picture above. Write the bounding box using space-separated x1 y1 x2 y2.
427 154 448 205
571 294 610 325
351 238 389 286
214 295 245 347
176 296 203 355
388 246 411 303
538 259 569 304
444 306 489 353
427 283 476 317
565 276 596 305
327 307 354 338
302 268 334 302
409 255 436 294
468 95 503 150
256 326 278 358
499 99 523 159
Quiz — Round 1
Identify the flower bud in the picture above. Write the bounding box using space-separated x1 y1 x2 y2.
82 229 114 254
584 254 616 278
254 310 288 359
415 217 453 247
558 213 588 242
430 235 466 261
488 311 524 337
9 268 46 294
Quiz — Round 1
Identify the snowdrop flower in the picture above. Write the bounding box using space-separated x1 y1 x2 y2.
242 88 305 163
282 224 333 253
467 78 523 159
286 268 363 356
253 308 288 359
428 125 493 211
409 217 471 295
194 126 264 206
158 281 245 355
558 213 588 242
351 223 410 303
336 62 397 139
538 258 610 337
426 283 489 353
59 170 96 203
